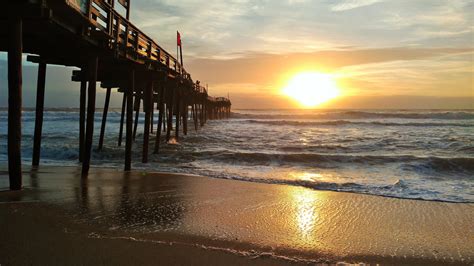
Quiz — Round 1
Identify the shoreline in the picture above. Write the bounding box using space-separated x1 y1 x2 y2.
2 163 472 204
1 166 473 265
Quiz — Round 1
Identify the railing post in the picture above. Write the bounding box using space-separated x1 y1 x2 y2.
107 7 113 36
126 0 131 20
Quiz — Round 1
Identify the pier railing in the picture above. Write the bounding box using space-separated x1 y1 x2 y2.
69 0 187 77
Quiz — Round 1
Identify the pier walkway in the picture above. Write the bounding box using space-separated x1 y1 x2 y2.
0 0 232 190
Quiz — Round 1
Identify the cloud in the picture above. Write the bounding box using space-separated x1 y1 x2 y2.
184 47 473 108
128 0 472 60
338 54 474 97
331 0 383 11
186 47 473 85
1 1 473 109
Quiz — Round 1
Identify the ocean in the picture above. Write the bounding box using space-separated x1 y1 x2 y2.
1 109 473 203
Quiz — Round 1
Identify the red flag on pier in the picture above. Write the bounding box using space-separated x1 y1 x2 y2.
177 31 182 47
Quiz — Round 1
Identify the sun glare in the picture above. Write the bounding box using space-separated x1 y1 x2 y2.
282 72 340 107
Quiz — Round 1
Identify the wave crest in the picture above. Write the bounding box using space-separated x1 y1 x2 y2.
242 119 473 127
232 111 474 120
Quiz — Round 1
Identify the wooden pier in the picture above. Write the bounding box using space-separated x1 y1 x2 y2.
0 0 232 190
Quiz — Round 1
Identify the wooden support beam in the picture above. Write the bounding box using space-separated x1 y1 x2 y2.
133 93 140 140
198 103 202 127
154 85 165 154
199 103 204 127
175 87 181 141
98 87 111 151
150 99 154 134
32 62 47 167
79 80 87 162
142 81 153 163
125 70 135 171
81 56 98 177
118 92 126 146
8 16 23 190
163 103 167 132
203 102 207 125
192 104 198 131
183 104 188 136
166 89 175 142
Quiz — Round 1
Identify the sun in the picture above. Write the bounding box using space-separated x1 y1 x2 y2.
282 72 340 107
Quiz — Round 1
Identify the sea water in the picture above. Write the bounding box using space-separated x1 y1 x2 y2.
0 109 473 202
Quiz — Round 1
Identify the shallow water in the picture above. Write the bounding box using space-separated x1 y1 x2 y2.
0 109 473 202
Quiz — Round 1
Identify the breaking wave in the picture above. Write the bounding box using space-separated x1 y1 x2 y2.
199 172 472 203
232 110 474 120
191 151 474 174
242 119 473 127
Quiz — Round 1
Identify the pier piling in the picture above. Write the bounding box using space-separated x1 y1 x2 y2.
125 70 135 171
8 15 23 190
133 93 141 140
118 93 126 147
79 79 87 162
32 62 46 167
81 56 98 177
150 100 155 134
175 87 181 141
142 81 153 163
166 88 175 142
98 87 111 151
154 85 165 154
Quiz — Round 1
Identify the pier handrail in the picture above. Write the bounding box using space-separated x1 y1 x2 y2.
72 0 188 77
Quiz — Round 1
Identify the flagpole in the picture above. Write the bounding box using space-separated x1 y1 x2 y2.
176 31 179 74
179 40 183 75
177 31 184 75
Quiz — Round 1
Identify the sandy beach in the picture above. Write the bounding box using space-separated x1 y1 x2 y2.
0 166 473 265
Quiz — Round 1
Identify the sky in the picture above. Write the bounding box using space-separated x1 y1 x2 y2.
0 0 473 109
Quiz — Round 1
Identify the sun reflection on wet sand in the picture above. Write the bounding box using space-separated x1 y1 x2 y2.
289 171 338 183
292 189 319 239
284 173 331 250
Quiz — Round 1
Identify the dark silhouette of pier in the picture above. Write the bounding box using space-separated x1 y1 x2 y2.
1 0 232 190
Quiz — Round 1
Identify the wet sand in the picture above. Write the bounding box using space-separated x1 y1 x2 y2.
1 166 473 265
